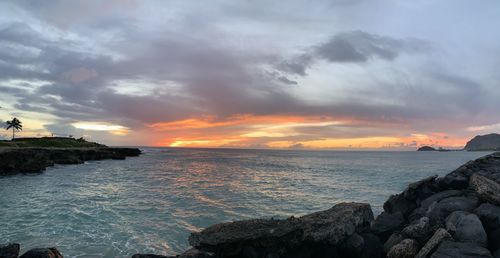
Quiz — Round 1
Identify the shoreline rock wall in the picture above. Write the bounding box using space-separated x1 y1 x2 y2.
0 147 141 175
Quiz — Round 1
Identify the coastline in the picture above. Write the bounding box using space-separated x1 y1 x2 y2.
0 147 141 175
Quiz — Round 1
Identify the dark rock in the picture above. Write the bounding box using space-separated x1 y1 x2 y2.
489 228 500 252
189 202 373 257
445 211 487 246
0 147 141 175
430 241 492 258
383 194 416 217
387 238 419 258
474 203 500 232
341 233 382 258
131 255 173 258
403 175 438 201
494 249 500 258
415 228 452 258
426 195 480 224
464 133 500 151
0 243 20 258
20 247 63 258
418 146 437 151
177 249 214 258
470 174 500 206
371 211 405 240
383 232 405 253
402 216 432 243
420 190 464 210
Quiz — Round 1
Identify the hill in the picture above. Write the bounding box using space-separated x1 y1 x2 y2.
464 133 500 151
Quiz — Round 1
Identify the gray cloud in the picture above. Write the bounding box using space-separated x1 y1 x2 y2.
278 30 429 75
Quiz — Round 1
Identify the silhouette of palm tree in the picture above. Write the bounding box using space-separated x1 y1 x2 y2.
5 117 22 139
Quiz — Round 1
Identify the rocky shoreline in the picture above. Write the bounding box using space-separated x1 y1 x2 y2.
2 152 500 258
0 147 141 175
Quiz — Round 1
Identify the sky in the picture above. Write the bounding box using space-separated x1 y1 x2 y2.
0 0 500 149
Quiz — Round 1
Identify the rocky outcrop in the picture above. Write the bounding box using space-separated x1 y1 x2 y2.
464 133 500 151
187 202 374 257
0 147 141 175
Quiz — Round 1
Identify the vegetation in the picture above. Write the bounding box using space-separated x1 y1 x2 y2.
5 117 22 139
0 137 106 148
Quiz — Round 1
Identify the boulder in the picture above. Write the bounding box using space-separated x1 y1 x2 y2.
383 194 416 217
403 175 438 201
402 216 432 242
371 211 405 239
445 211 487 246
419 190 464 210
415 228 452 258
430 241 492 258
189 202 373 257
474 203 500 232
426 195 479 224
383 232 405 253
0 243 20 258
470 174 500 206
387 239 419 258
131 255 173 258
20 247 63 258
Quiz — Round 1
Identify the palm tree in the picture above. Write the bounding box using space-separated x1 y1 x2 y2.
5 117 22 139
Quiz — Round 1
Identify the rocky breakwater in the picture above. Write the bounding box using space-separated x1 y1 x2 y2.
0 147 141 175
131 152 500 258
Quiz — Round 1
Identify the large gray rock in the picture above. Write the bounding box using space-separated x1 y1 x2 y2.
470 174 500 206
402 216 432 242
189 202 373 256
0 243 20 258
426 195 479 223
430 241 492 258
387 239 419 258
415 228 452 258
474 203 500 231
20 247 63 258
445 211 487 246
420 190 464 210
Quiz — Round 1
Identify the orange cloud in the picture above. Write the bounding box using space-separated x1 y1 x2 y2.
149 114 469 149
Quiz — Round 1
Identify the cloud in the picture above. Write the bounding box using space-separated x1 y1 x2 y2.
278 30 429 75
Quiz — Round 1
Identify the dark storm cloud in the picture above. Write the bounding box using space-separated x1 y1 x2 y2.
278 30 429 75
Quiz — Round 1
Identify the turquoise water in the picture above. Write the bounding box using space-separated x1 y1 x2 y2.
0 148 490 257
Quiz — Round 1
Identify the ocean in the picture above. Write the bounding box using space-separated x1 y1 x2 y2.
0 148 490 257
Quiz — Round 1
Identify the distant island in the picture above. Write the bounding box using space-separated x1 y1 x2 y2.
417 146 437 151
0 137 141 175
464 133 500 151
417 133 500 152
